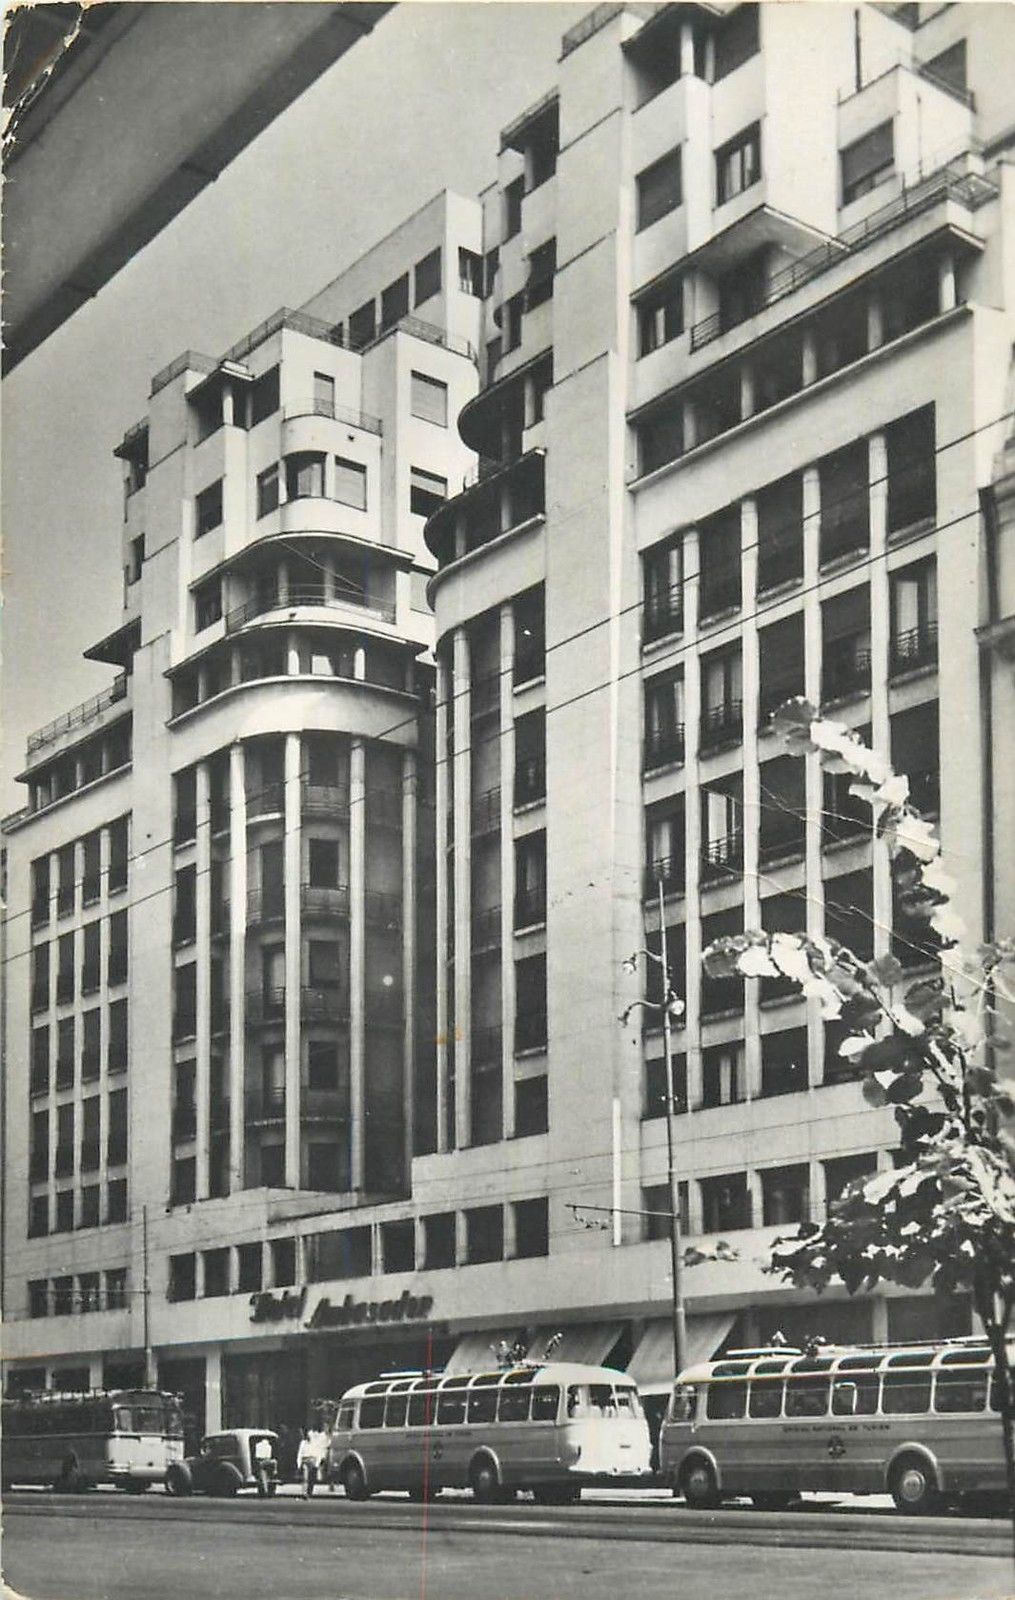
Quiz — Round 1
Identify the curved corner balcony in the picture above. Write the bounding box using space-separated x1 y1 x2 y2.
424 449 545 568
224 583 396 636
457 347 552 457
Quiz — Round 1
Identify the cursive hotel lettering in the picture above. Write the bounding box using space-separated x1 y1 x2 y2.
306 1288 435 1331
249 1286 308 1323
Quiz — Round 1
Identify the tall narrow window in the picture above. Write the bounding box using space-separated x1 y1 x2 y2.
841 121 894 205
639 278 683 357
249 365 280 426
716 123 761 205
890 559 938 675
312 372 335 418
643 536 683 641
409 467 447 518
411 371 448 427
644 671 685 769
380 274 410 330
349 300 376 349
194 480 223 538
637 147 682 231
414 249 442 306
334 457 367 511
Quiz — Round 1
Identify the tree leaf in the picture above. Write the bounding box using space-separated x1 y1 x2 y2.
867 955 905 987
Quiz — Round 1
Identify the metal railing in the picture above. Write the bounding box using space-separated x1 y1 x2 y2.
644 855 685 899
27 674 129 756
247 887 285 923
644 722 685 770
301 883 351 917
302 782 350 817
687 156 995 353
823 643 872 702
225 584 396 634
889 621 938 675
283 398 382 435
643 589 684 644
701 832 744 881
699 700 743 751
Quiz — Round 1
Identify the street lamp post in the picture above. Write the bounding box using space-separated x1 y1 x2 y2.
621 881 687 1380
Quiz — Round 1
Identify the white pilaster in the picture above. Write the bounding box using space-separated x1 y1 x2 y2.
195 760 211 1197
434 653 451 1153
349 739 367 1189
284 732 302 1188
228 743 247 1190
452 628 472 1150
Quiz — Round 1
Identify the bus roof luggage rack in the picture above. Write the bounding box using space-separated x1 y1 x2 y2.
725 1346 802 1360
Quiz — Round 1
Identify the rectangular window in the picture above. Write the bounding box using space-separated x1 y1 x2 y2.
237 1243 263 1293
105 1267 127 1308
410 371 448 427
195 480 223 539
515 953 547 1052
80 1095 101 1171
31 941 50 1012
194 578 222 633
271 1237 296 1287
108 1087 128 1166
640 404 684 476
55 1191 74 1233
169 1253 197 1302
514 709 546 808
484 246 500 298
701 906 744 1016
716 123 761 205
644 1055 687 1119
891 701 939 819
31 1026 50 1096
700 1043 745 1109
308 1037 342 1091
334 456 367 511
760 1025 809 1096
108 997 128 1074
249 365 280 427
409 466 447 518
171 1155 196 1207
381 1219 416 1274
504 292 524 353
698 504 741 618
758 612 805 726
202 1248 229 1298
57 932 74 1004
349 300 376 349
29 1194 49 1238
465 1204 503 1264
700 648 743 750
308 940 343 988
380 273 410 331
257 463 279 519
822 585 871 702
513 587 545 686
504 177 524 240
637 147 682 231
756 472 803 591
458 246 483 297
106 1179 128 1223
422 1212 456 1269
512 1198 549 1259
108 817 129 894
525 238 556 310
824 1151 877 1207
923 39 967 95
759 754 806 863
80 1189 101 1230
82 832 101 905
700 1171 751 1232
514 832 547 929
515 1074 548 1137
890 559 938 675
841 121 894 205
31 855 50 927
29 1280 49 1318
713 3 759 80
126 533 145 585
646 799 685 898
638 280 683 357
886 406 936 534
644 670 684 769
312 371 335 418
825 868 875 963
414 248 442 306
108 908 128 985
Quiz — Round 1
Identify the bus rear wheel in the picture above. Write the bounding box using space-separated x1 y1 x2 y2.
890 1456 940 1515
680 1460 720 1511
469 1456 501 1505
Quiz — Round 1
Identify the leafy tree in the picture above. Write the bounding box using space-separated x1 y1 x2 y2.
702 700 1015 1526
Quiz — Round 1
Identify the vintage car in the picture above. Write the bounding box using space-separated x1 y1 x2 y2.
164 1428 279 1497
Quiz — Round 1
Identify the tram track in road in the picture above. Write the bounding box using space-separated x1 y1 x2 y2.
5 1491 1012 1560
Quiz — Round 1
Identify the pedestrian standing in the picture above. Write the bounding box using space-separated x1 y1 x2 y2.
297 1426 327 1497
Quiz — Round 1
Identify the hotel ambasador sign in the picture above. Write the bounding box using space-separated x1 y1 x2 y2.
249 1285 435 1331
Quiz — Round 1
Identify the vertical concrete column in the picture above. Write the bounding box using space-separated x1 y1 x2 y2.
278 559 290 607
802 465 825 1087
88 1354 104 1388
682 529 702 1110
222 381 235 429
679 19 695 75
349 739 367 1190
868 431 891 960
401 749 417 1182
324 453 336 502
801 328 818 387
434 654 451 1154
231 644 243 688
323 552 336 603
452 628 473 1150
227 743 247 1191
938 250 957 314
871 1298 890 1344
683 399 698 452
284 733 302 1189
867 292 884 353
747 1170 764 1234
287 631 301 676
739 363 755 422
740 497 762 1101
205 1348 224 1434
499 603 516 1137
195 761 212 1197
354 647 367 681
811 1158 827 1227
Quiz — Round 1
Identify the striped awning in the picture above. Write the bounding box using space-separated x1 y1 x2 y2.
443 1330 525 1375
627 1312 736 1394
526 1323 624 1367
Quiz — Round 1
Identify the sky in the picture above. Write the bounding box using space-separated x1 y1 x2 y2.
1 0 586 817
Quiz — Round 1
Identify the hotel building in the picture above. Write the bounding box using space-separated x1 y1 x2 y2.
4 4 1015 1440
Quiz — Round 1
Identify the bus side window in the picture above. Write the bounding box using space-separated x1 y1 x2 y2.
612 1388 636 1418
467 1389 499 1424
566 1386 587 1418
384 1394 409 1428
670 1385 697 1423
935 1370 988 1414
748 1380 782 1420
881 1371 931 1415
337 1403 356 1431
531 1387 560 1423
407 1392 435 1428
706 1381 747 1422
785 1378 829 1419
436 1392 467 1426
831 1380 857 1418
498 1387 532 1423
588 1385 617 1416
358 1397 386 1429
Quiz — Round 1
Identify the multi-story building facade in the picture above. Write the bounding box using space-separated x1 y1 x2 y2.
4 4 1015 1438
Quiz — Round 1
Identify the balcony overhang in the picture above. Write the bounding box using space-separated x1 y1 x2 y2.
424 448 545 563
678 204 840 282
112 418 149 464
977 614 1015 663
185 358 254 405
84 616 142 669
499 88 559 154
457 346 552 454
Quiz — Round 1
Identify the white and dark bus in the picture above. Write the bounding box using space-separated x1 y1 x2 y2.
1 1389 185 1492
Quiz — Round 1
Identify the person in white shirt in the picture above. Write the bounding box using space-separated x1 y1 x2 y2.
252 1433 275 1497
296 1427 328 1498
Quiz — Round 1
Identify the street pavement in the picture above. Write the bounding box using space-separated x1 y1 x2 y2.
4 1492 1015 1600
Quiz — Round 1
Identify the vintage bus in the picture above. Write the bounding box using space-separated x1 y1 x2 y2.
659 1338 1014 1514
1 1389 185 1492
327 1362 653 1503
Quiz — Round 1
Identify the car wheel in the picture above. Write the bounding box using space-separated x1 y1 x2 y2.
680 1459 720 1511
469 1456 500 1505
165 1464 193 1498
212 1465 242 1498
342 1460 370 1502
890 1456 940 1515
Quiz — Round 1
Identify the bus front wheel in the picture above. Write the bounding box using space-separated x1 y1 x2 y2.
342 1460 370 1502
469 1456 501 1505
890 1456 940 1515
680 1460 720 1511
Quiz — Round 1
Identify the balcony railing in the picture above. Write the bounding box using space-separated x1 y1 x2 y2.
247 987 286 1025
27 674 129 756
699 700 743 753
283 398 382 434
644 722 685 770
643 588 683 645
302 782 350 817
701 831 744 883
644 855 685 900
246 1087 286 1123
301 883 351 917
472 905 502 952
822 642 872 702
514 758 546 807
248 781 285 820
889 621 938 676
225 584 396 634
247 886 285 924
471 787 501 836
687 157 996 352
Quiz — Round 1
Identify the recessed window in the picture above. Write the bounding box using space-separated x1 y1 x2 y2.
409 466 448 518
308 1038 342 1091
334 457 367 511
841 121 894 205
380 273 410 331
194 578 222 633
202 1248 229 1298
525 239 556 310
411 371 448 427
713 3 759 81
414 249 442 307
349 300 376 349
639 280 683 357
512 1197 549 1259
249 365 280 427
716 123 761 205
308 939 343 989
458 247 483 297
126 533 145 585
195 480 223 539
257 463 279 518
637 147 682 231
504 177 524 240
504 292 524 353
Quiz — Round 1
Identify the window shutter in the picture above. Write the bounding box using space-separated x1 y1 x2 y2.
841 121 894 192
